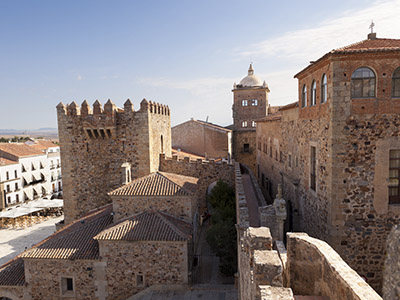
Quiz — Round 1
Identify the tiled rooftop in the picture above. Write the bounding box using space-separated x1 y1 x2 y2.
257 113 282 122
172 148 205 160
20 204 113 260
109 171 198 197
0 257 24 286
333 38 400 53
95 210 192 242
0 143 45 158
0 157 18 166
28 139 58 151
193 119 232 132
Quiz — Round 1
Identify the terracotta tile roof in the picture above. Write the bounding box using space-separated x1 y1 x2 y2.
172 148 205 160
279 101 298 111
332 38 400 53
20 204 113 260
193 120 232 132
28 139 58 151
94 210 192 241
109 172 198 197
257 113 282 122
295 37 400 78
0 257 24 286
0 157 18 166
0 143 45 158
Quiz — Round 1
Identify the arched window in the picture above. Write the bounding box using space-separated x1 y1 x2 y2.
241 121 248 128
321 74 327 103
351 67 376 98
302 85 307 107
311 80 317 106
392 67 400 97
160 135 164 153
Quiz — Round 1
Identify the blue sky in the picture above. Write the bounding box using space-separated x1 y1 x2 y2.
0 0 399 129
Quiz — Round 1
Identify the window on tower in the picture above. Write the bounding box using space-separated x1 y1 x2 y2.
251 99 258 106
251 121 256 127
242 100 248 106
241 121 248 128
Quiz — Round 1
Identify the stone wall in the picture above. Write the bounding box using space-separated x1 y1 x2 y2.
0 287 24 300
256 50 400 292
382 224 400 300
57 99 171 224
286 233 381 300
172 120 231 159
99 240 189 300
24 259 98 300
111 195 195 223
159 154 234 212
233 130 257 175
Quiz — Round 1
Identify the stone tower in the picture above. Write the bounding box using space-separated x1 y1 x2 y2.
232 64 269 173
57 99 172 224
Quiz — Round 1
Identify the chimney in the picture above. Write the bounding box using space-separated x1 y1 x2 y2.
368 32 377 40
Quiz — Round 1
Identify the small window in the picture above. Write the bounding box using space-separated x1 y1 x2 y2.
251 99 258 106
321 74 327 103
14 170 17 178
251 121 256 127
392 67 400 98
311 80 317 106
241 121 248 128
6 172 9 180
61 277 74 295
302 85 307 107
7 197 11 203
15 183 18 190
6 185 10 192
351 67 376 98
137 274 144 286
288 154 292 168
389 150 400 204
310 146 316 191
16 194 19 202
243 144 250 153
242 100 248 106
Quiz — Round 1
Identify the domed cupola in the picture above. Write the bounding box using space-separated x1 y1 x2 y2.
238 64 263 87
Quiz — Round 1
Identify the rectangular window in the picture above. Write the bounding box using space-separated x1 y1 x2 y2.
15 183 18 190
251 121 256 127
389 150 400 204
241 100 248 106
6 185 10 192
6 172 9 180
137 274 144 286
241 121 248 128
251 99 258 106
243 144 250 153
7 197 11 203
16 194 19 202
288 154 292 167
61 277 74 295
310 146 316 191
14 170 17 178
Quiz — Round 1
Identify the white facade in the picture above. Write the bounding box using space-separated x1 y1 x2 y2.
0 160 22 209
0 140 62 211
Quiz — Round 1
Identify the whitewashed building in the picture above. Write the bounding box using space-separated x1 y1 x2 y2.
0 140 62 211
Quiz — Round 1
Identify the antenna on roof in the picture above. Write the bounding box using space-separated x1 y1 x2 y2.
205 116 209 123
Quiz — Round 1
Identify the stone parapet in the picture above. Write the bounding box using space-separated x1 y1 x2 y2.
286 233 382 300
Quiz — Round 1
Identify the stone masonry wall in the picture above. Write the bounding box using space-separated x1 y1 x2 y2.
159 154 234 213
24 259 98 300
286 233 381 300
57 99 171 224
111 195 195 223
233 130 257 175
328 54 400 291
382 224 400 300
172 120 231 159
100 240 188 300
0 286 24 300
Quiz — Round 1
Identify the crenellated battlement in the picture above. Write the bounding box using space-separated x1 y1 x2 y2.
57 98 170 117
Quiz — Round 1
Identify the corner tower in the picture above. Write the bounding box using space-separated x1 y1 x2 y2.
232 64 269 173
57 99 171 224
